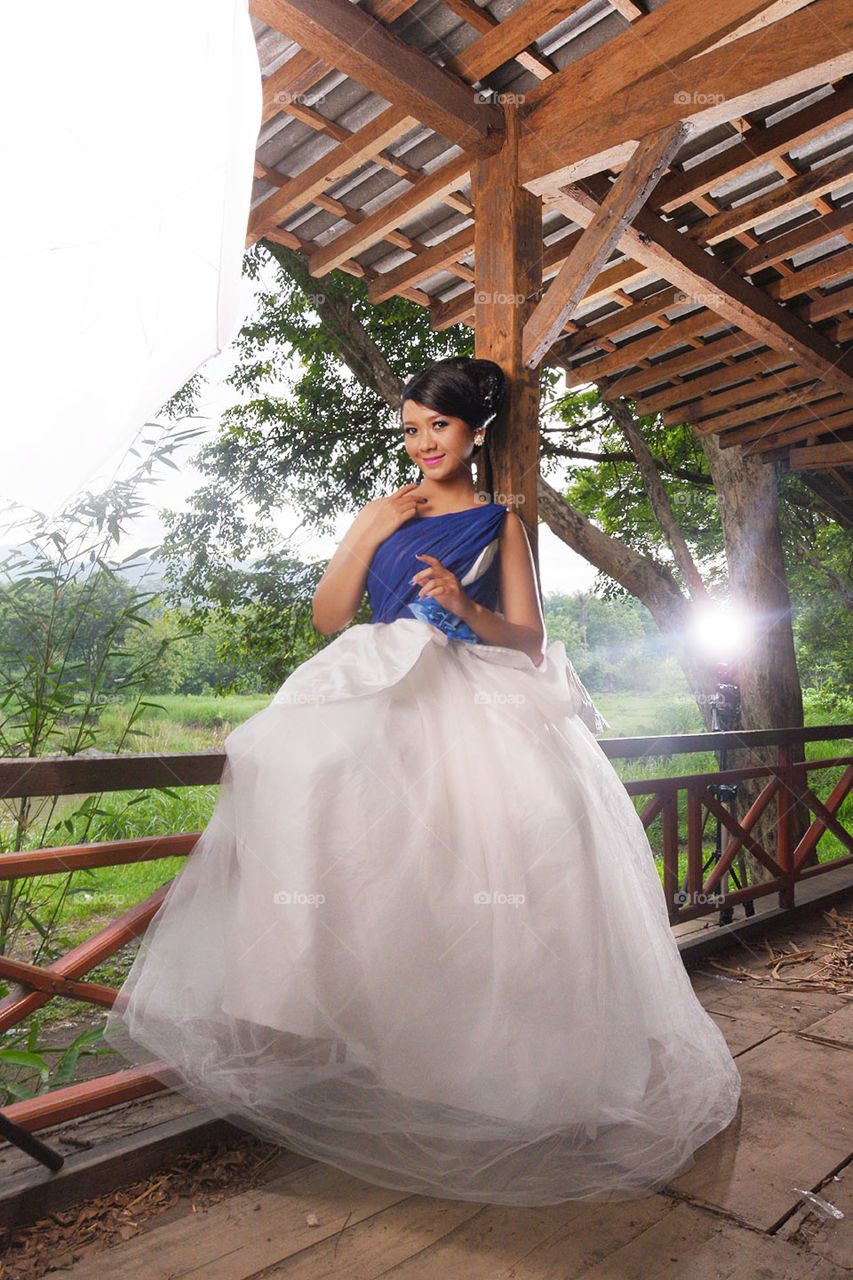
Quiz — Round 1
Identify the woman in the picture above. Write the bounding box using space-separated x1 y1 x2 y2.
104 356 741 1205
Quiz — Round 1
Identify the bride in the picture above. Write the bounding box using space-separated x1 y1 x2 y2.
103 355 741 1205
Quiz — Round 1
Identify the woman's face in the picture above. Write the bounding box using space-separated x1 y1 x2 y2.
401 398 477 480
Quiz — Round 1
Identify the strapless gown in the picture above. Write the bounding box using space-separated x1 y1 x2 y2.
102 501 741 1205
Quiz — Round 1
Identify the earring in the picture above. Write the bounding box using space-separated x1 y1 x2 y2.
474 432 485 446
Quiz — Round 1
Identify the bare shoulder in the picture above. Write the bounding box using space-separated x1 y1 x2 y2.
499 509 532 545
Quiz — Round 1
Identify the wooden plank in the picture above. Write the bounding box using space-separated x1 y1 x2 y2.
566 308 727 385
368 223 473 303
520 0 853 190
443 0 587 82
634 353 794 415
691 382 838 434
556 179 853 397
522 123 690 368
434 253 651 333
307 152 473 276
691 153 853 248
247 106 418 242
661 364 811 426
736 203 853 275
700 0 817 49
737 409 850 455
603 332 757 398
250 0 504 155
789 440 853 466
0 749 225 798
669 1031 853 1230
438 0 557 79
473 103 542 570
654 71 853 215
766 245 853 299
0 1113 251 1234
800 281 853 323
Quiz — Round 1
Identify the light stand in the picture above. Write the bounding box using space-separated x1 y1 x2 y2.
707 659 753 925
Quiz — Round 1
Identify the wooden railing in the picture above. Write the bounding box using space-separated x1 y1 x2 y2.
1 723 852 1134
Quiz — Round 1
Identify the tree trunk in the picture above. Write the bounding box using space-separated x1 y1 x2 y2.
537 475 717 724
699 432 813 881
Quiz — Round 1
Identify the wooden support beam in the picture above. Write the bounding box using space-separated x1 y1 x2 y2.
766 246 853 300
251 0 504 156
520 0 853 190
438 0 557 79
788 440 853 467
691 382 838 434
661 364 811 426
736 204 853 275
722 396 851 446
442 0 582 82
654 78 853 215
633 352 794 415
472 104 542 575
604 333 757 398
522 123 689 368
566 308 727 385
367 224 473 304
307 153 473 275
556 179 853 398
689 153 853 248
248 107 417 241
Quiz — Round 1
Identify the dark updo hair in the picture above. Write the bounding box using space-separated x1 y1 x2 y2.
400 357 506 440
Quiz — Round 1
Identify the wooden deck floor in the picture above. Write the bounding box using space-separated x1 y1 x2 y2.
19 899 853 1279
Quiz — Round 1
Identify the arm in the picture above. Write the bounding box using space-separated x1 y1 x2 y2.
312 483 426 634
456 512 546 666
311 504 386 635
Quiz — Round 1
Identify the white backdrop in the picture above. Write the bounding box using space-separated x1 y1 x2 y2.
0 0 262 517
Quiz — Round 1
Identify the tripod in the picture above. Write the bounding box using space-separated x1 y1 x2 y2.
707 665 753 925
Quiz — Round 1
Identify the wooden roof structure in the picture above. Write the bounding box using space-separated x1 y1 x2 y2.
245 0 853 550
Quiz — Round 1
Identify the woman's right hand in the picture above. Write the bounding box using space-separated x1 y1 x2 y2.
364 483 427 543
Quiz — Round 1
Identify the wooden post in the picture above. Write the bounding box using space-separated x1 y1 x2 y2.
472 101 543 582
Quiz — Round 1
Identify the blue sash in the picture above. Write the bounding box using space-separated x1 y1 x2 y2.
367 502 508 643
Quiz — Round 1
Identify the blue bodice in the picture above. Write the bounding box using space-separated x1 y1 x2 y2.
366 501 508 644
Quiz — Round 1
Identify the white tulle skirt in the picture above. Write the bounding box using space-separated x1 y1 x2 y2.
103 618 741 1205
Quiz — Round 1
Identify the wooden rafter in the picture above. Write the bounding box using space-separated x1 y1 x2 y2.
557 178 853 398
251 0 504 155
520 0 853 190
522 123 690 368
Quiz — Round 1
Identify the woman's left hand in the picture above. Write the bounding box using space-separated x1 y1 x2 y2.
411 554 471 618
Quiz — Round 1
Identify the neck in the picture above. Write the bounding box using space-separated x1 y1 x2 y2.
417 474 478 512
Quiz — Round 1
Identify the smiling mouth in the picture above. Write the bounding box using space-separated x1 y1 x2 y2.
422 455 444 465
